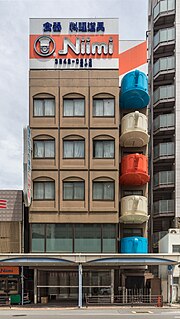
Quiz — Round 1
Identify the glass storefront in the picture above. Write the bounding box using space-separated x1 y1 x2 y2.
37 269 112 302
31 223 117 253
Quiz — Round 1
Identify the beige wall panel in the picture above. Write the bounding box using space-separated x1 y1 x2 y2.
60 171 88 212
90 129 119 170
89 79 119 87
60 129 88 169
29 79 59 87
30 70 60 79
30 170 58 212
30 86 59 128
59 70 89 79
89 70 119 79
29 212 119 223
59 79 89 87
31 129 58 170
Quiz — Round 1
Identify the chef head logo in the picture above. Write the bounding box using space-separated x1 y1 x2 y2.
34 36 56 57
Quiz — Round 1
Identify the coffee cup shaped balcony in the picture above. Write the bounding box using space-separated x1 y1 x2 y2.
120 236 148 253
120 153 150 186
120 70 150 109
120 111 149 147
120 195 149 223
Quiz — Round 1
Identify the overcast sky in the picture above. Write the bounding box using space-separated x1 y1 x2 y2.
0 0 148 189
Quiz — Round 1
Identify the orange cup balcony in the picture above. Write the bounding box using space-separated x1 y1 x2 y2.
120 153 150 186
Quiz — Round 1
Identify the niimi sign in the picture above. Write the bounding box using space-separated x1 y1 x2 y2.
29 18 119 69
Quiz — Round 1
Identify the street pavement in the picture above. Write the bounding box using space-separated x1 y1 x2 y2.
0 307 180 319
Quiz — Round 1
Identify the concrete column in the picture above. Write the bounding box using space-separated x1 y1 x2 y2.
34 268 38 304
78 264 83 308
110 269 114 304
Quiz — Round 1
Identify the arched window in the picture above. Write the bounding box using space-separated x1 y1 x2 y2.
63 135 85 158
92 177 115 201
33 177 55 200
63 177 85 200
33 93 55 117
33 135 55 158
93 93 115 117
63 93 85 117
93 135 115 158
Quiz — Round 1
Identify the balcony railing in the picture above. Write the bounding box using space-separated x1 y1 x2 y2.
153 56 175 77
154 142 174 159
153 113 174 132
153 85 175 104
154 199 174 215
153 27 175 49
154 170 174 187
153 0 175 20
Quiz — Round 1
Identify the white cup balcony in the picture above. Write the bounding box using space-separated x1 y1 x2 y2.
120 111 149 147
120 195 149 224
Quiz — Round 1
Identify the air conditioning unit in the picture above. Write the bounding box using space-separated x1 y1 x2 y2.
169 229 180 234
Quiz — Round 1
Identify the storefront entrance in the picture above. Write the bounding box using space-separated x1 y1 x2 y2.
35 268 112 304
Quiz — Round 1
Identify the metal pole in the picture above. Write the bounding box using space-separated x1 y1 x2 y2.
34 269 38 304
78 264 83 308
167 265 174 305
110 269 114 304
170 270 173 306
21 266 24 305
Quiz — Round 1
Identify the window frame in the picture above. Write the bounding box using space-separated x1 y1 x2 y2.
172 245 180 253
93 139 115 159
92 181 115 201
63 181 85 201
33 181 55 201
33 98 55 117
63 139 85 159
93 98 115 118
33 139 55 159
122 190 143 197
63 98 85 117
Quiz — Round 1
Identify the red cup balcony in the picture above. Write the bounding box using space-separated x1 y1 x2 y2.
120 153 150 185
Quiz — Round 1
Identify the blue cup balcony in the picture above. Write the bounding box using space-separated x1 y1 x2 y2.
120 236 148 253
120 70 150 110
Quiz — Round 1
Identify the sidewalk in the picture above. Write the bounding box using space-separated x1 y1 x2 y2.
1 302 180 311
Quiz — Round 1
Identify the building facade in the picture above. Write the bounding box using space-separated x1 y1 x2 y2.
148 0 178 250
23 18 153 304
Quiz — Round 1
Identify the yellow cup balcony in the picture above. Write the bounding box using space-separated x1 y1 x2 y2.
120 111 149 147
120 195 149 224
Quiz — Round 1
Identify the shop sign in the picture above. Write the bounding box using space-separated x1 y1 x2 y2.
0 267 19 275
29 18 119 70
23 126 32 207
